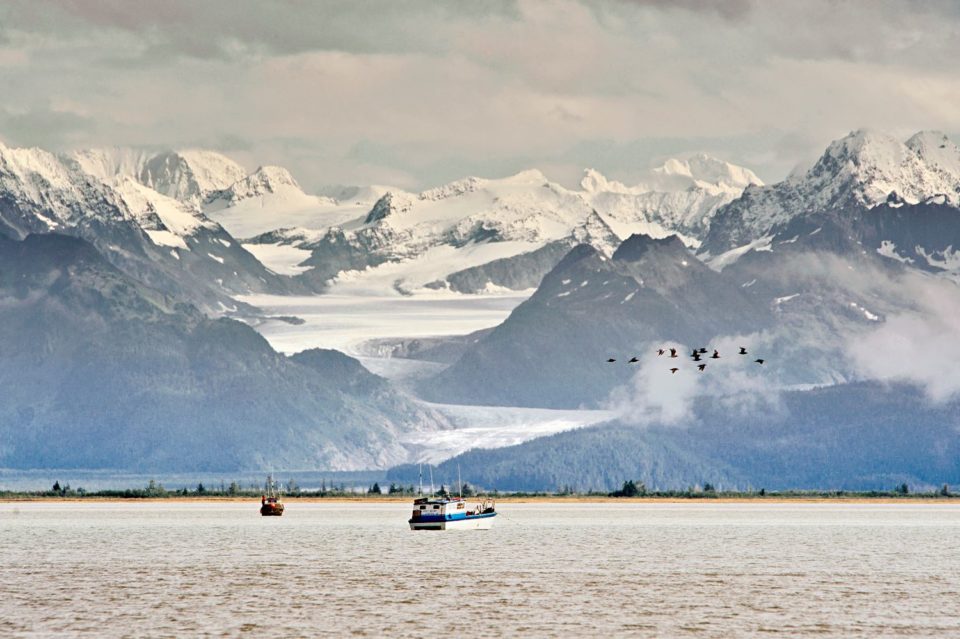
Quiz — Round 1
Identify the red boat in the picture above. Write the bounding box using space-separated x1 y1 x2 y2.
260 475 284 516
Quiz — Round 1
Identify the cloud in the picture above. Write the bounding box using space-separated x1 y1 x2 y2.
603 249 960 427
846 275 960 402
605 334 784 427
0 107 97 149
1 1 960 189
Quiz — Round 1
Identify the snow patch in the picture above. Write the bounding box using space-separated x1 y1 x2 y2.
774 293 800 305
706 236 773 271
877 240 915 264
146 229 188 249
916 245 960 272
207 253 225 264
849 301 880 321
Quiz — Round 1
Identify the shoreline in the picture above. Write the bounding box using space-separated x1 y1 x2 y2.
2 495 957 504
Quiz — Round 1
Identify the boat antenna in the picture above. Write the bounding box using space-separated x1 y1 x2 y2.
428 465 435 496
458 464 462 499
418 463 423 497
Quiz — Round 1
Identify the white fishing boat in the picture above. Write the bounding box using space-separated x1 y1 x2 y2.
408 496 497 530
408 464 496 530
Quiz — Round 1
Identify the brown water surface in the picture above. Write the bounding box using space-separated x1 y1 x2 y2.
2 502 959 637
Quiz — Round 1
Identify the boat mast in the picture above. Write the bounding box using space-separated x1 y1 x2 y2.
418 463 423 496
428 465 434 496
458 464 462 499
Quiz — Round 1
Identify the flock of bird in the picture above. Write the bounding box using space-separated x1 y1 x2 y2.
607 346 766 374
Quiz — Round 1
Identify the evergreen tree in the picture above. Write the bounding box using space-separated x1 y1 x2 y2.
196 482 206 494
610 480 642 497
941 484 951 497
52 481 61 494
368 482 381 494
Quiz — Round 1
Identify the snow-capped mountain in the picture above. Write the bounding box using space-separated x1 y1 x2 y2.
227 158 760 295
203 165 366 239
702 130 960 261
0 140 294 314
71 147 249 205
582 154 762 241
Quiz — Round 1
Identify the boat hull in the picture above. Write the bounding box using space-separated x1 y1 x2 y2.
260 504 284 516
409 514 495 530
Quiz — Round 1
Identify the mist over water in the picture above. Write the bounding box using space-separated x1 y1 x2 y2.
4 502 960 637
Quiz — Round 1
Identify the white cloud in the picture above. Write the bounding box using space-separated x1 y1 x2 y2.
846 276 960 402
605 335 784 427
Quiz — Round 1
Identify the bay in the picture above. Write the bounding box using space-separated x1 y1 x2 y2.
2 502 959 637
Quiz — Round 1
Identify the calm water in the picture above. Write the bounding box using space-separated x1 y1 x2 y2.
2 502 960 637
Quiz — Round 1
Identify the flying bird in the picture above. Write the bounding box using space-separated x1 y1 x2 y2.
657 348 665 356
628 357 639 363
699 348 708 354
697 364 706 372
669 348 678 358
711 350 720 359
607 358 616 363
692 352 702 362
670 367 679 374
754 359 765 365
739 346 748 355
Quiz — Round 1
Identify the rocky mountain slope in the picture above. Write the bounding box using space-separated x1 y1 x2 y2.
701 130 960 276
0 233 447 472
419 233 771 408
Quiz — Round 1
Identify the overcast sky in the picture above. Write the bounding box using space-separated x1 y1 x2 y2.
1 0 959 191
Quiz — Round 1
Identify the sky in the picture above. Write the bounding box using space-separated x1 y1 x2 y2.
1 0 959 191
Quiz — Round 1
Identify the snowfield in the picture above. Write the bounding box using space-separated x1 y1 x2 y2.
239 289 529 356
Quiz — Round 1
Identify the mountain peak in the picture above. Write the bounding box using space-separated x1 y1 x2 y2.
648 154 763 194
244 165 302 192
504 168 548 184
364 191 415 225
139 150 247 203
701 129 960 257
612 233 686 262
204 164 307 209
580 168 632 194
906 130 960 178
